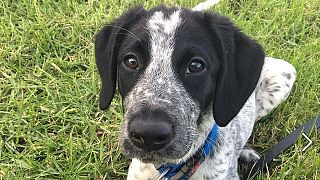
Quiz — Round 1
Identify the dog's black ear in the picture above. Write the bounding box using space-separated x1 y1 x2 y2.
205 13 265 126
94 6 146 110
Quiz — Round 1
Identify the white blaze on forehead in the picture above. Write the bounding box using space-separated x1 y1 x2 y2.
123 10 185 109
148 10 181 34
146 10 181 76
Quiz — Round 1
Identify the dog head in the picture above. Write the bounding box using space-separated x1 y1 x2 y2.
95 5 264 163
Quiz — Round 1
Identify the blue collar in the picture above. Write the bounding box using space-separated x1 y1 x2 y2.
157 123 219 180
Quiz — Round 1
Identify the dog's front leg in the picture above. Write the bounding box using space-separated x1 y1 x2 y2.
127 158 159 180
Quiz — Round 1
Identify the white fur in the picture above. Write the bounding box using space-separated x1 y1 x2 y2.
239 147 260 162
193 0 221 11
127 158 158 180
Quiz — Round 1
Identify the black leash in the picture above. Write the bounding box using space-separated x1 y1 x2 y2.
244 115 320 180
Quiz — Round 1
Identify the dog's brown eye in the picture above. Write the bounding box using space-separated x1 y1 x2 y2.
124 55 139 69
187 58 206 74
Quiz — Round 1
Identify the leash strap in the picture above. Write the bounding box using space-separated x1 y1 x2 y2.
244 115 320 180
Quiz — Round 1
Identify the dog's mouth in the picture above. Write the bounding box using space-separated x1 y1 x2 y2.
120 126 197 163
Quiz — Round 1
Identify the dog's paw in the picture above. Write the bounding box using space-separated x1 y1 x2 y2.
239 146 260 164
255 57 296 120
127 158 159 180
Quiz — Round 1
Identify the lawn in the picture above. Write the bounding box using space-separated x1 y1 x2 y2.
0 0 319 179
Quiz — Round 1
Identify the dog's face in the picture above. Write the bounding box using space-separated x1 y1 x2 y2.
95 6 264 163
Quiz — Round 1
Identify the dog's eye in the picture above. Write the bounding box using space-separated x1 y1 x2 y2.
186 58 206 74
124 55 139 69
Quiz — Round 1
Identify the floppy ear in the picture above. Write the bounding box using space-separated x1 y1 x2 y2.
94 6 146 110
205 13 265 126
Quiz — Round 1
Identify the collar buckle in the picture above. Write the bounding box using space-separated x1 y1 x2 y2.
158 167 171 180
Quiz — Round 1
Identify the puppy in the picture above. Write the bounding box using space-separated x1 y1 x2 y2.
94 5 296 180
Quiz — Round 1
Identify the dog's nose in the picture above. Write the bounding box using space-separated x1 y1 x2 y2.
129 120 173 151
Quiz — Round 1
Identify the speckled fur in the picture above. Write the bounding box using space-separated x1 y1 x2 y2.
255 57 297 120
127 56 296 179
117 9 296 180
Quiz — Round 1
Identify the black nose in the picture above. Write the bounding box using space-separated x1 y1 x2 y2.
129 119 173 151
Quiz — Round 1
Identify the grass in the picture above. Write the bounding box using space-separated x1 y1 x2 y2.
0 0 319 179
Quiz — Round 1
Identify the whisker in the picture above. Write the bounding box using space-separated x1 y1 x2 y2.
115 32 141 41
105 24 142 42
